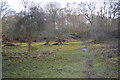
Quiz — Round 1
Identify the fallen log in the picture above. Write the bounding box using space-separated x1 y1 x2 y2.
3 42 19 46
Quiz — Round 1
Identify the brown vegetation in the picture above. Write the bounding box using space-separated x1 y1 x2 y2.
3 42 19 46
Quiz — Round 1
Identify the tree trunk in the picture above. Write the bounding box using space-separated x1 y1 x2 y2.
44 37 50 45
58 38 63 45
44 41 49 45
27 41 32 53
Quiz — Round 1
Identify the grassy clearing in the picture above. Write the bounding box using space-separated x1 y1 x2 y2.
2 41 118 78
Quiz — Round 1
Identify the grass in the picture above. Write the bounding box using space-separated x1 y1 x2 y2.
2 41 118 78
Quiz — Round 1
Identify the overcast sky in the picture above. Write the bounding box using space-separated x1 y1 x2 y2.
6 0 116 12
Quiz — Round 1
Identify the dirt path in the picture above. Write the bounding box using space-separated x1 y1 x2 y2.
85 59 94 78
81 46 95 78
81 43 118 78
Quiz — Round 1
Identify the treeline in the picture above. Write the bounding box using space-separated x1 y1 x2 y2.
1 0 119 52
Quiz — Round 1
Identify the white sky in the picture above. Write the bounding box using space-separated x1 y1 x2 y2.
7 0 117 12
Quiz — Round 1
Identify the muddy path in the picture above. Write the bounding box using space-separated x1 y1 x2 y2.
81 42 118 78
81 45 95 78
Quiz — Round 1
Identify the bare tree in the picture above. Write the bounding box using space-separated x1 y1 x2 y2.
0 0 11 43
0 0 10 17
43 2 61 45
14 2 45 53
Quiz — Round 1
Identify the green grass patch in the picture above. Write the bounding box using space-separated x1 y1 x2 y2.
2 41 118 78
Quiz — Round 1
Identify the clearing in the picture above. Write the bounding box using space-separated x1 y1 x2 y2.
2 41 118 78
